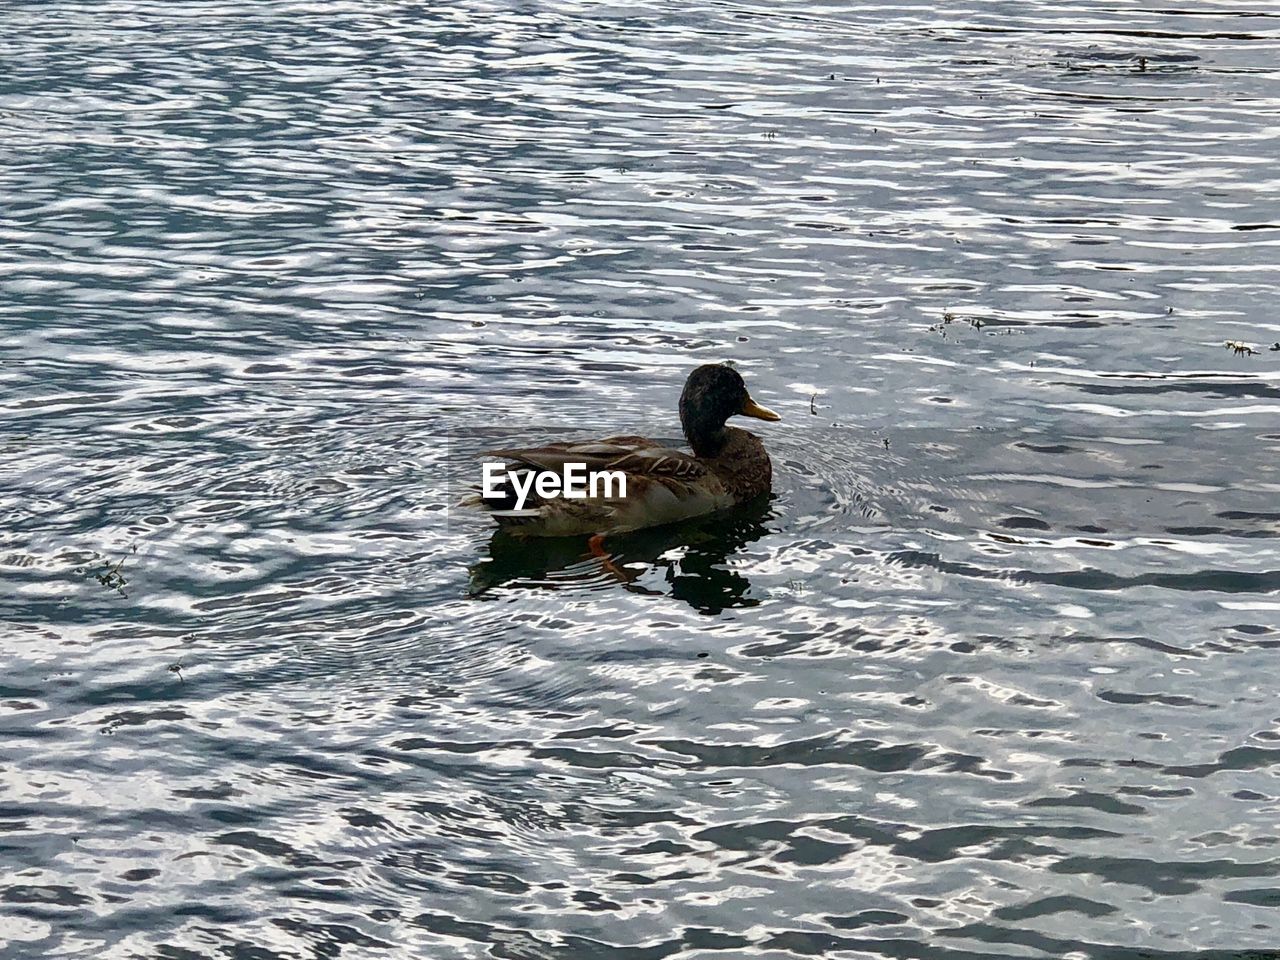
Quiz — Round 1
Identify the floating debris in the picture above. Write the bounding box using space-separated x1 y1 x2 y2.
94 555 129 595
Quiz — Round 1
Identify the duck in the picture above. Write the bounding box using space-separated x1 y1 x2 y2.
467 363 781 539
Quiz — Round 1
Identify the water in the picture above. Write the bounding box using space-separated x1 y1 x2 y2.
2 1 1279 956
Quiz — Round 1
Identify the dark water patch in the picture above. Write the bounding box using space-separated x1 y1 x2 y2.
1050 854 1279 896
1096 689 1214 708
1165 746 1280 779
890 551 1280 594
994 894 1117 920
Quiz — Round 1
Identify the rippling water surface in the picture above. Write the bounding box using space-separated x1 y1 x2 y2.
3 1 1280 957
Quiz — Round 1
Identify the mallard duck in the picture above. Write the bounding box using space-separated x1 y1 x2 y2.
468 363 781 538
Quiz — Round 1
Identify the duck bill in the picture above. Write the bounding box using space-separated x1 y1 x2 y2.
740 395 781 422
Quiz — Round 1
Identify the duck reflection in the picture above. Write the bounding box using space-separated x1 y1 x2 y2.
467 495 775 614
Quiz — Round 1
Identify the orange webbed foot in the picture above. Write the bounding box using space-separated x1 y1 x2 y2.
586 533 630 582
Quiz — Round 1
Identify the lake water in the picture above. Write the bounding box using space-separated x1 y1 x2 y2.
3 1 1280 957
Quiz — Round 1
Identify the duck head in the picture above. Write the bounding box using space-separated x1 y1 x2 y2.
679 363 780 457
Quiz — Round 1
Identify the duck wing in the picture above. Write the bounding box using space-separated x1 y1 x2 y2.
474 436 730 535
484 435 707 479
